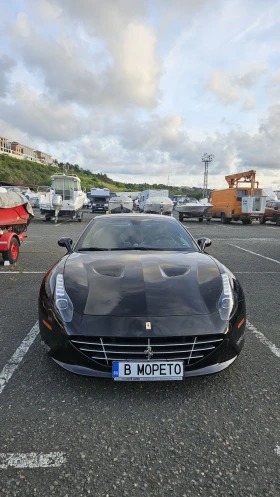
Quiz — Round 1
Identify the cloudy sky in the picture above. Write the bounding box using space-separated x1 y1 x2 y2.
1 0 280 189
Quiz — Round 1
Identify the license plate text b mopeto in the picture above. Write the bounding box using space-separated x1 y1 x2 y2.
112 361 184 381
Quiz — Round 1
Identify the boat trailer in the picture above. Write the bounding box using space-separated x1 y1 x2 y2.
0 191 34 265
0 229 27 265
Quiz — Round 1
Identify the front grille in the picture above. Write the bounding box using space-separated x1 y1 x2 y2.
71 335 224 369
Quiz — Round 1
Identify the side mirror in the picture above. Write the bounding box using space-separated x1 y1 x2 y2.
197 237 212 252
58 237 73 253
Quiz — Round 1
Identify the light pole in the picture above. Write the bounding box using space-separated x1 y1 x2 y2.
201 153 214 198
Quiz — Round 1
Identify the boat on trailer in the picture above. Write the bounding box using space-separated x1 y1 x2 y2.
175 197 212 222
109 196 133 213
40 174 86 222
0 189 34 264
143 196 173 215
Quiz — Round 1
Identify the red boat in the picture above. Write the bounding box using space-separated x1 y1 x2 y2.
0 190 34 264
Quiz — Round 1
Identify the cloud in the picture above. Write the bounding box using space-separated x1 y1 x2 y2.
206 63 267 105
267 69 280 98
50 0 146 38
0 56 16 97
259 102 280 141
109 22 161 108
206 70 242 105
8 11 160 110
1 86 87 141
233 62 267 88
242 94 256 110
26 0 62 20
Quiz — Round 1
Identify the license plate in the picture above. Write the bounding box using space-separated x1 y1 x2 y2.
112 361 184 381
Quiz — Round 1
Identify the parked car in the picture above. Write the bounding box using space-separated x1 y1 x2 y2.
259 201 280 225
39 214 246 380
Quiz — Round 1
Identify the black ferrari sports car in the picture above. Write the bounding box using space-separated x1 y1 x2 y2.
39 214 246 380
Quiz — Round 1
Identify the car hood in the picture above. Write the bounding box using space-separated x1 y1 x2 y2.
64 251 222 317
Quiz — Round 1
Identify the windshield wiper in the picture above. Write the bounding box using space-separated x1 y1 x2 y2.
110 247 159 251
78 247 110 251
109 247 193 251
78 247 194 252
78 247 167 252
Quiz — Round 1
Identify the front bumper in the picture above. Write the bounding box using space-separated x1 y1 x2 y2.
52 356 238 377
39 299 246 378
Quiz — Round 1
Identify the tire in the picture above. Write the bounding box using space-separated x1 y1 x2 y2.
179 213 183 222
276 215 280 226
2 237 19 264
221 212 229 224
259 217 266 224
198 217 203 223
242 218 252 225
45 216 51 221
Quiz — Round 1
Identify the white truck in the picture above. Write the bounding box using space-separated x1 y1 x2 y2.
90 187 110 213
139 190 169 212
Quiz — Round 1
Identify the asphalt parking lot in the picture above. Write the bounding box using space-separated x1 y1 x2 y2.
0 211 279 497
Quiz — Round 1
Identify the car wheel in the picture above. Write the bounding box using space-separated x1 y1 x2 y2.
179 213 183 222
242 218 252 225
2 237 19 264
259 217 266 224
198 217 203 222
221 213 231 224
276 215 280 226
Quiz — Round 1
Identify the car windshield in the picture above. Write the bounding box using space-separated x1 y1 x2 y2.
76 216 198 252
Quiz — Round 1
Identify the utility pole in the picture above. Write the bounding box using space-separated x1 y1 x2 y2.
201 153 214 198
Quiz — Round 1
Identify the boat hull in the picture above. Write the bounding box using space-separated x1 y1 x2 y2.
110 206 133 213
109 199 133 213
40 197 86 218
144 201 173 215
175 204 212 217
0 205 31 233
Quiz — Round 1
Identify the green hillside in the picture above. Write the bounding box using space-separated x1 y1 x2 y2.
0 153 203 197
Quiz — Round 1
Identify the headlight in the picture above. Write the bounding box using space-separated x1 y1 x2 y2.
55 274 73 322
92 203 96 207
217 273 234 321
104 203 108 208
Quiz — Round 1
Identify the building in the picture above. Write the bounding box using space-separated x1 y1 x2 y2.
10 142 22 156
10 142 37 161
0 136 10 154
35 150 54 165
0 135 56 166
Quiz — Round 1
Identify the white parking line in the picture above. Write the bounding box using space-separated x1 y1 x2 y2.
247 321 280 358
0 452 66 469
228 244 280 264
235 272 280 274
215 238 279 241
0 322 40 395
54 220 72 226
275 446 280 456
